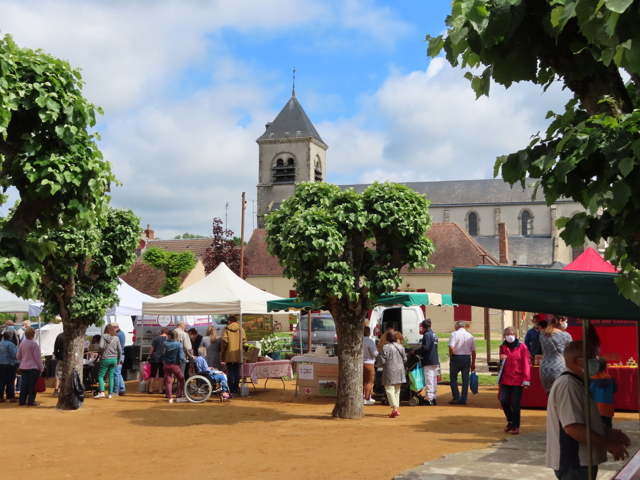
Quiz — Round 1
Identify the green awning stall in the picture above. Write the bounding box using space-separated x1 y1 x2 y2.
267 292 455 312
452 266 640 321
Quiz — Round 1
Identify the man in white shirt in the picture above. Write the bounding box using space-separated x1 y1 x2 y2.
362 326 378 405
547 341 629 480
448 320 476 405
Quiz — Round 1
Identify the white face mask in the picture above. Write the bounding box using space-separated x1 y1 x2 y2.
505 335 516 343
560 321 567 329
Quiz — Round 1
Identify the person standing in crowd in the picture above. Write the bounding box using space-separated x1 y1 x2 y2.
16 327 43 406
147 327 168 395
53 331 64 395
547 341 630 480
162 330 187 403
112 322 127 396
95 324 122 399
524 315 544 361
380 331 407 418
590 357 618 429
17 320 30 342
540 315 573 393
1 320 20 347
0 331 20 403
498 326 530 435
188 328 203 359
174 321 194 379
201 325 222 370
377 324 395 352
362 326 378 405
413 319 439 406
448 321 476 405
221 315 247 396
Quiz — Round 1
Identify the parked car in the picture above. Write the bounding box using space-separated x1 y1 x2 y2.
292 313 337 355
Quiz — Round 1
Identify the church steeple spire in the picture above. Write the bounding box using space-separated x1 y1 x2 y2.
292 66 296 98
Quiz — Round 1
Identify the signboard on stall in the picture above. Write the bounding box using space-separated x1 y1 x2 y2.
297 363 339 396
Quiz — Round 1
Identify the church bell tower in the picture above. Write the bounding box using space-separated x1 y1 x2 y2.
256 91 328 228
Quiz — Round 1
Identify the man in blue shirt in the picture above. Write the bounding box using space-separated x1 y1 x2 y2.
524 316 547 361
0 330 20 402
112 322 127 396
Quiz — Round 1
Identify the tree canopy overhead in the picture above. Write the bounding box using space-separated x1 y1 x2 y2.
428 0 640 303
266 182 434 419
0 34 114 299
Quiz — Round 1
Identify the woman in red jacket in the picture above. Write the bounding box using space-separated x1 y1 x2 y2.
499 326 530 435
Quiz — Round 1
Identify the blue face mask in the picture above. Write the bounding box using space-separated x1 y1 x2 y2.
586 358 600 377
7 326 14 331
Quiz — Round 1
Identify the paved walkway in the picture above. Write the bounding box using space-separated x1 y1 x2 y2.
394 421 640 480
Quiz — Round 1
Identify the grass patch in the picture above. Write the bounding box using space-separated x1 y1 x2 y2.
440 373 497 386
436 335 502 364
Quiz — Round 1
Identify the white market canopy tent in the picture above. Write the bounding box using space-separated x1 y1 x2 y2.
28 279 155 317
0 286 36 313
142 262 283 316
34 322 64 357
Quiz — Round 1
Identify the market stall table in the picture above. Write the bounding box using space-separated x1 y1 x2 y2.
242 360 293 389
291 355 339 397
520 366 638 411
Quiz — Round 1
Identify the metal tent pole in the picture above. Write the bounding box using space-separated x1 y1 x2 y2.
582 319 593 480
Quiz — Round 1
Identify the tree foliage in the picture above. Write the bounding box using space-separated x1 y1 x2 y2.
0 34 115 299
143 247 197 295
266 182 434 419
428 0 640 303
202 217 248 278
0 35 141 409
173 232 211 239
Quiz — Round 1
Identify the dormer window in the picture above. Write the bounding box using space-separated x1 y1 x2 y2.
273 157 296 184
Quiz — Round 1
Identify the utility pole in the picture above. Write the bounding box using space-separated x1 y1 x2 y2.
246 199 256 231
239 192 246 278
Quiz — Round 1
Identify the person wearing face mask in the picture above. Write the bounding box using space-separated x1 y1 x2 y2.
547 341 630 480
539 315 572 393
498 327 530 435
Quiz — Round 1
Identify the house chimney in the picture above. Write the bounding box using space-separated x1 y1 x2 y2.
144 224 155 240
498 222 509 264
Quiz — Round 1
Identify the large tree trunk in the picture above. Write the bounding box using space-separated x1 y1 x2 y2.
56 319 87 410
331 309 366 419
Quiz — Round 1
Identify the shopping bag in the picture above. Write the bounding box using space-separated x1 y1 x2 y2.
470 371 479 395
35 376 47 393
496 360 505 384
409 363 425 392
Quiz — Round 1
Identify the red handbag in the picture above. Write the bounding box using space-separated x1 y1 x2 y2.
35 376 46 393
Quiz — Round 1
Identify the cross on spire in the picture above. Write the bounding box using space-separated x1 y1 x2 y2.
292 66 296 98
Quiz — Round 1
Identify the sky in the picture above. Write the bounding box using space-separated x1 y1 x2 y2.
1 0 571 239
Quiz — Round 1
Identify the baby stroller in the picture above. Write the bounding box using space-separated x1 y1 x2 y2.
82 352 101 396
372 352 427 406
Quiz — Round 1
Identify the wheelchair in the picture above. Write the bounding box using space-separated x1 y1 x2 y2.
184 369 228 404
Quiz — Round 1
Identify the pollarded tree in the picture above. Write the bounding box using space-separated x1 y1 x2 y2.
143 247 197 295
37 206 140 410
202 217 249 278
266 182 434 419
428 0 640 302
0 35 140 409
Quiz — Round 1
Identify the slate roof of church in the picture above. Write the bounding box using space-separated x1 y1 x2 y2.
256 95 326 146
339 178 572 206
475 236 554 267
244 223 499 277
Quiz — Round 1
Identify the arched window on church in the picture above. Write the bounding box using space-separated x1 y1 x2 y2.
314 157 323 182
468 212 478 236
521 210 532 236
273 157 296 184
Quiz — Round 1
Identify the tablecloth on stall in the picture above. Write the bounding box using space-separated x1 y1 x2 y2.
242 360 293 384
520 366 638 411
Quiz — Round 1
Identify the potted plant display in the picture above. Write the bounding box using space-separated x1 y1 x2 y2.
260 334 281 360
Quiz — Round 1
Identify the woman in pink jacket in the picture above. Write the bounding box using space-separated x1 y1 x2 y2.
498 326 530 435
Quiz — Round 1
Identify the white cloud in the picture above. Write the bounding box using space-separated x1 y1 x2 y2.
324 60 571 185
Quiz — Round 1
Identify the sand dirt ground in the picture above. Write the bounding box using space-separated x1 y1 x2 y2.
5 380 638 480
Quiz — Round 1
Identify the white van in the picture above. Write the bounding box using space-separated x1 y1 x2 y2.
369 306 425 347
